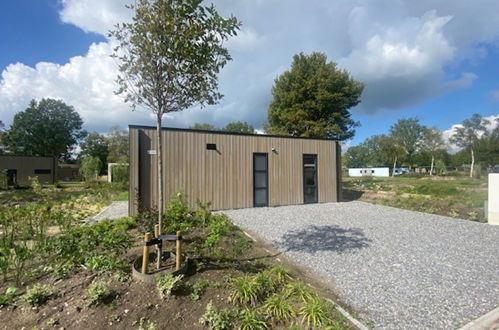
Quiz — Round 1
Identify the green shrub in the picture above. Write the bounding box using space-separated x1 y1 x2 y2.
205 214 231 248
111 165 129 183
238 309 267 330
164 192 195 232
23 284 52 306
85 279 109 305
0 287 17 306
190 279 210 301
156 274 184 299
199 301 234 330
262 293 296 322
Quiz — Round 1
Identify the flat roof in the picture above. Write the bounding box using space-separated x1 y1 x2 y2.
129 125 338 142
0 155 54 159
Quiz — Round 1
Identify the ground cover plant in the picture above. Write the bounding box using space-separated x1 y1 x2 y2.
343 175 488 221
0 185 354 329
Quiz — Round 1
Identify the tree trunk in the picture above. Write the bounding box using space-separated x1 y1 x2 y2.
430 155 434 176
470 148 474 178
392 156 397 177
156 114 164 234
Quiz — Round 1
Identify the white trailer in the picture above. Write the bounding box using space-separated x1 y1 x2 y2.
348 167 390 177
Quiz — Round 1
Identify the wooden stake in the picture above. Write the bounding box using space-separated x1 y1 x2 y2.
154 224 161 270
142 232 151 274
176 231 182 271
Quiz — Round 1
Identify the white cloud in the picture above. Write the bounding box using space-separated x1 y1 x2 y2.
1 0 499 133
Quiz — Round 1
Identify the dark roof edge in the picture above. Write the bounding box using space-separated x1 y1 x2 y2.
128 125 338 142
0 155 55 159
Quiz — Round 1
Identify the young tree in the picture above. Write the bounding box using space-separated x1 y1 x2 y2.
377 135 404 177
389 118 426 169
421 127 446 176
80 156 103 181
110 0 240 231
449 113 490 177
189 123 218 131
79 132 109 174
264 52 364 140
224 121 255 133
0 120 5 154
3 99 86 160
107 126 129 163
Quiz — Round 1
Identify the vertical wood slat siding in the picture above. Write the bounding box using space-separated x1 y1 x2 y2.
129 127 339 213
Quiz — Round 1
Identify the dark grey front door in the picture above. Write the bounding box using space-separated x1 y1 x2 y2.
253 153 268 207
303 154 318 203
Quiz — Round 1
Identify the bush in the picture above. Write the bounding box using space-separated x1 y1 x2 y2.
23 284 52 306
238 309 268 330
262 293 296 322
205 214 231 248
164 192 195 232
111 165 129 183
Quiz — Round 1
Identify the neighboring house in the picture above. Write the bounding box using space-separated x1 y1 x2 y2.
0 155 56 185
128 126 342 214
349 167 390 177
57 163 81 181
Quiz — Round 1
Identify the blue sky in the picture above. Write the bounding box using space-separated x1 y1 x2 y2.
0 0 498 146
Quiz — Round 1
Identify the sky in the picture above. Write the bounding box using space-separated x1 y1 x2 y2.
0 0 498 146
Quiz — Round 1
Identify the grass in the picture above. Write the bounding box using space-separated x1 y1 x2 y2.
343 175 488 222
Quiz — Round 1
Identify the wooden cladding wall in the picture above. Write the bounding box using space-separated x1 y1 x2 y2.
129 127 340 214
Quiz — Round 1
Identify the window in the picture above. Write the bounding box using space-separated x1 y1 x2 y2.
253 153 268 207
34 169 51 174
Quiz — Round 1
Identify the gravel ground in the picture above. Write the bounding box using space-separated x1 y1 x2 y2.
223 201 499 330
91 201 128 223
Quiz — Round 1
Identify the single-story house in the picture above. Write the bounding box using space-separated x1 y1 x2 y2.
0 155 57 185
128 125 342 214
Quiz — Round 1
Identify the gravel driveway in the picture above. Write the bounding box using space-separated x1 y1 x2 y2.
223 201 499 329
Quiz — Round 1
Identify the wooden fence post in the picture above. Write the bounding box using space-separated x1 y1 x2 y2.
176 231 182 271
154 224 161 269
142 232 151 274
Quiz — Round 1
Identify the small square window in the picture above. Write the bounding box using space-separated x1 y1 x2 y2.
206 143 216 150
34 169 51 174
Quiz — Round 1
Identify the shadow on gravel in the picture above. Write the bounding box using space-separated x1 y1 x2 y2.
280 225 372 254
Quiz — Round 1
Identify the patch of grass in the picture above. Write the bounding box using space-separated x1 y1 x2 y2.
229 276 259 306
238 309 268 330
299 297 333 328
199 301 234 330
284 281 315 303
85 279 109 306
115 191 129 201
262 293 296 322
156 274 184 299
190 279 210 301
23 284 52 306
0 287 17 306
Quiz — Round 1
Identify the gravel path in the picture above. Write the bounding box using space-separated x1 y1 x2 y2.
91 201 128 223
223 201 499 329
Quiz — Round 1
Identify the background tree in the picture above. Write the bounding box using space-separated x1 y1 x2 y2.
0 120 5 154
189 123 218 131
107 126 129 163
449 113 490 177
344 144 371 168
110 0 240 231
474 119 499 169
264 52 364 140
80 156 102 181
224 121 255 133
389 118 426 169
79 132 109 174
420 127 446 176
377 135 404 176
3 99 85 160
